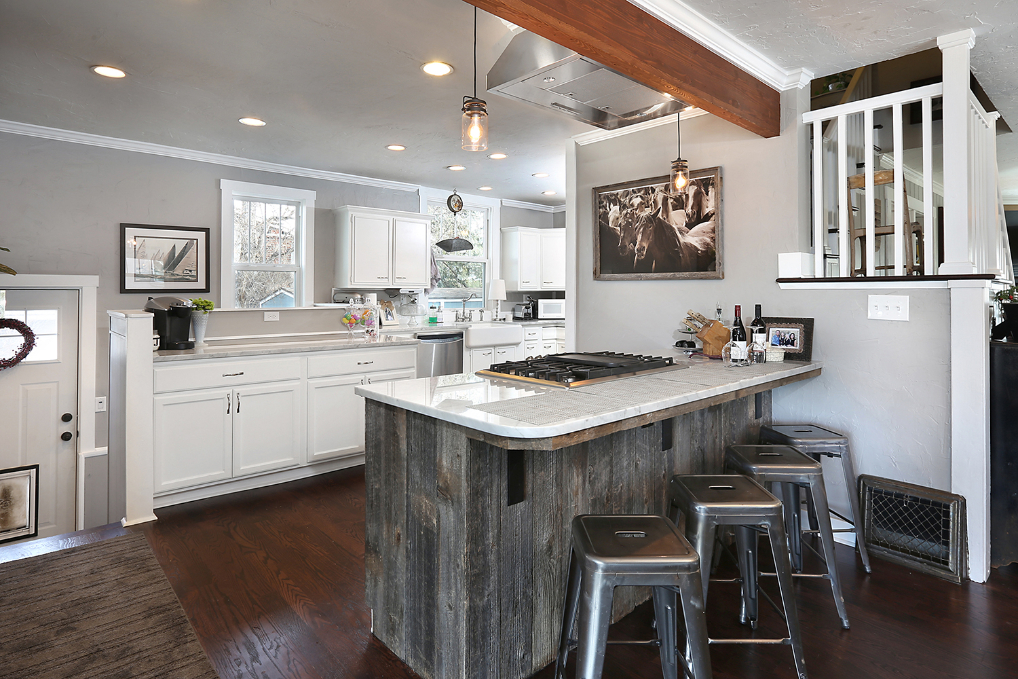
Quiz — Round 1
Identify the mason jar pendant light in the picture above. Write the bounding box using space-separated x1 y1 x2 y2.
461 7 489 151
669 111 689 194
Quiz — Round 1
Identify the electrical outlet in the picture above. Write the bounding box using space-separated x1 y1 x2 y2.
95 396 107 413
263 311 280 322
867 294 909 321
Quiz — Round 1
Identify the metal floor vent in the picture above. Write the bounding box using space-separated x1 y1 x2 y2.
860 475 966 583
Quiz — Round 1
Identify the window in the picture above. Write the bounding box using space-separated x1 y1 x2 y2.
0 309 58 362
220 180 316 309
421 189 500 306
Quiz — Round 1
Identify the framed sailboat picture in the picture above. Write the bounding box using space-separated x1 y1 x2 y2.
121 223 210 294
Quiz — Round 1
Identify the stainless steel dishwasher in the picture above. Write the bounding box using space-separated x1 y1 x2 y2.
415 331 464 377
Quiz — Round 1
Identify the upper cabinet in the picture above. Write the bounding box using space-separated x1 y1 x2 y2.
501 227 566 292
335 206 432 289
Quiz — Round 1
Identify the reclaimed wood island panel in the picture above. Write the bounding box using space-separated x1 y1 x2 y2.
357 361 821 679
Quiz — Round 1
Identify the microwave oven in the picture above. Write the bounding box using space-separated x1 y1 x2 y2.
537 299 566 319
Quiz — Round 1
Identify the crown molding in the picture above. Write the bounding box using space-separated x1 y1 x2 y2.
626 0 814 91
0 119 420 193
500 198 564 213
572 109 708 146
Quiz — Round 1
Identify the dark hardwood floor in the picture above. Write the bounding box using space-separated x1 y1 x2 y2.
126 468 1018 679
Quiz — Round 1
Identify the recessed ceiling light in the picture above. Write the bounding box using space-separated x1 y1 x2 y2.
91 65 126 79
478 186 493 191
684 105 696 112
542 190 557 196
386 144 406 151
422 61 454 76
238 117 266 127
488 153 508 160
543 77 556 83
446 165 466 171
532 172 550 178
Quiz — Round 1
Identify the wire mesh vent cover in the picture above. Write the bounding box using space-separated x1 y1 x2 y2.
860 475 966 583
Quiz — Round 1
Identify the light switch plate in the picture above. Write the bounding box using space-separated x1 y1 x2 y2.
95 396 107 413
264 311 280 322
868 294 909 321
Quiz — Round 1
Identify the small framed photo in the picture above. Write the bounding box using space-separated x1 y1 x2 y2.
762 317 814 361
0 464 39 544
121 223 210 294
379 300 398 326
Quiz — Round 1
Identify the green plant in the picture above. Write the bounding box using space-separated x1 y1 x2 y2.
0 246 15 276
190 297 214 313
995 287 1017 303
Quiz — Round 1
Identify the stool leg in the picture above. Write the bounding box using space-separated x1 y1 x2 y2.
805 458 820 534
781 482 804 572
677 571 714 679
734 524 759 629
652 587 679 679
556 549 582 679
809 476 850 629
838 442 872 573
686 514 716 604
766 520 808 679
575 571 614 679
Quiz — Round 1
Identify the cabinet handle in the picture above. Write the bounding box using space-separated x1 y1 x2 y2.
236 394 241 413
543 281 553 285
377 276 388 279
227 394 231 414
396 276 406 280
223 372 244 377
357 360 374 365
522 280 531 284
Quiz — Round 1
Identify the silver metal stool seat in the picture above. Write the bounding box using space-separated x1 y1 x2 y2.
760 424 872 573
555 515 712 679
670 475 807 679
726 444 849 629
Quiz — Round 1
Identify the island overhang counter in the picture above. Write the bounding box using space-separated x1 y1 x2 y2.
356 360 821 679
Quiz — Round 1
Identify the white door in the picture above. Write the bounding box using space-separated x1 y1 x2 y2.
541 230 566 289
0 289 78 539
470 347 494 372
351 214 392 286
153 387 233 492
518 231 542 290
233 381 302 476
392 219 430 288
307 375 365 462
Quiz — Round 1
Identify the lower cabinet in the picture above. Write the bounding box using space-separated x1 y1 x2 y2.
154 388 233 492
232 381 302 476
471 345 516 372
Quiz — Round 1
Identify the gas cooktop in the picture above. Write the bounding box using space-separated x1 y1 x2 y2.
476 352 686 389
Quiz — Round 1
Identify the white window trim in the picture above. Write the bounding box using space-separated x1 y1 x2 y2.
419 188 501 290
219 179 317 308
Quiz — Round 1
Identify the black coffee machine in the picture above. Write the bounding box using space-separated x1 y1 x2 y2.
145 296 195 350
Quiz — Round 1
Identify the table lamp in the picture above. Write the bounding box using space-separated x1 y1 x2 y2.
488 278 507 319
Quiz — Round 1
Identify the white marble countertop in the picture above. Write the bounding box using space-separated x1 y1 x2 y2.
355 359 821 439
153 334 418 362
379 319 565 334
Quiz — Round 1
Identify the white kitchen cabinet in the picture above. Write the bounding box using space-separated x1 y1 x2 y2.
232 381 302 477
336 206 432 289
495 345 516 363
502 227 565 291
524 341 540 357
542 340 556 354
154 388 234 493
470 347 495 372
366 367 417 385
307 374 365 463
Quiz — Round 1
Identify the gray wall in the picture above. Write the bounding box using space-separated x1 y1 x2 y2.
500 204 556 229
573 91 952 512
0 132 419 447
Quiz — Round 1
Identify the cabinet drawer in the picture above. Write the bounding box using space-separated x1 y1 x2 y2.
523 327 542 341
542 326 565 340
307 347 416 378
524 341 540 357
154 357 302 393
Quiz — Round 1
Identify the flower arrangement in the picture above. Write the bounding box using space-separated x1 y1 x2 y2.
995 287 1018 304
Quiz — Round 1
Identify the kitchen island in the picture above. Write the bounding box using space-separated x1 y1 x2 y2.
356 359 821 679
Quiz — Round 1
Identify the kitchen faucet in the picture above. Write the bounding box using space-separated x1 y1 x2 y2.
456 293 478 323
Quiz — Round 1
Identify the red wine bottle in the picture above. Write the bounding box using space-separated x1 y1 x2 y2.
749 304 765 343
731 305 747 360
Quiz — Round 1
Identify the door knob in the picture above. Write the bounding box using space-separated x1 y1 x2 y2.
61 432 73 441
61 413 73 422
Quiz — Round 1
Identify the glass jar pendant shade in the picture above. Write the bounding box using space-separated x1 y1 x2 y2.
670 158 689 193
462 98 488 151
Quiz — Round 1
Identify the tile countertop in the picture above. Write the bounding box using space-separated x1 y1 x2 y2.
355 359 822 439
153 334 418 362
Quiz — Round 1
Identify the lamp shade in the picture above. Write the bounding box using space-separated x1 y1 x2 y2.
488 278 507 301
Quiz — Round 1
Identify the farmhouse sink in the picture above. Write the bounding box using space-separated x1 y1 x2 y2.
464 323 524 348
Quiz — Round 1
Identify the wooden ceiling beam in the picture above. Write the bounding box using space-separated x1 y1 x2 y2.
465 0 780 138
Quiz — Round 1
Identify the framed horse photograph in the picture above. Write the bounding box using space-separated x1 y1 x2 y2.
593 166 722 280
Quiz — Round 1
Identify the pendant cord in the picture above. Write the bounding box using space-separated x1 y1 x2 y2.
676 110 681 159
473 7 478 100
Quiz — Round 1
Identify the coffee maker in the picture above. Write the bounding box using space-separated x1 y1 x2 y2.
145 296 195 350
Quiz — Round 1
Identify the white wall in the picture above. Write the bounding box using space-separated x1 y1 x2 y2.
571 90 952 514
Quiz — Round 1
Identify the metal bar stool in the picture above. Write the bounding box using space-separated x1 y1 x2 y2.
555 515 712 679
725 444 850 629
670 475 807 679
760 424 872 573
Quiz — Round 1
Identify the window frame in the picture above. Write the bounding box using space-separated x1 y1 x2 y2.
219 179 316 309
419 188 500 301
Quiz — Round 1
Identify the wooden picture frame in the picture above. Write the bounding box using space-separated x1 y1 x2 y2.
0 464 39 544
762 317 814 361
593 166 722 280
121 223 210 294
379 300 398 326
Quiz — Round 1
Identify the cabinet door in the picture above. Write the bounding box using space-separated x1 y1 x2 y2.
153 388 233 493
470 347 495 372
524 341 540 358
556 340 566 354
495 345 516 363
542 340 556 355
365 367 417 385
307 375 365 463
541 229 566 290
518 230 542 290
392 219 430 288
233 381 302 476
351 214 392 286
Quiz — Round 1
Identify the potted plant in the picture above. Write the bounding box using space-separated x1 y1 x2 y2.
189 297 214 345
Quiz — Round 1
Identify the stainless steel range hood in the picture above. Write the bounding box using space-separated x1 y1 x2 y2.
487 31 686 130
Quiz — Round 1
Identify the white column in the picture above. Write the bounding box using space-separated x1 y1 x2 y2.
565 138 578 352
938 29 977 275
948 280 991 582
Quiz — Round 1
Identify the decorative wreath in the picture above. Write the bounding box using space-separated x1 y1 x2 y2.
0 318 36 371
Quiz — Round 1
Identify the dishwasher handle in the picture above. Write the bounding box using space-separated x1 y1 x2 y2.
416 332 464 343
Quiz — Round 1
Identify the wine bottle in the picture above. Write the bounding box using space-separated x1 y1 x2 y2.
749 304 766 345
731 305 747 360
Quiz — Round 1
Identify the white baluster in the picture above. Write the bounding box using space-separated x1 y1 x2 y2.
922 97 934 275
893 103 904 275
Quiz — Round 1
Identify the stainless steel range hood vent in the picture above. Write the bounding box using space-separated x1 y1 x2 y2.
487 31 686 130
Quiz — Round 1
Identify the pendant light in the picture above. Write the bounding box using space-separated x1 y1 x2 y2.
669 111 689 194
461 6 489 151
